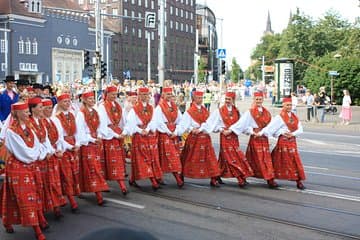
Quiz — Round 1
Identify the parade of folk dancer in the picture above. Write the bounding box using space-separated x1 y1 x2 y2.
153 87 184 188
229 91 279 188
201 91 254 188
97 86 129 195
126 87 163 191
0 102 49 240
177 91 221 187
28 97 63 226
52 93 81 213
75 91 109 205
40 99 67 219
259 96 306 190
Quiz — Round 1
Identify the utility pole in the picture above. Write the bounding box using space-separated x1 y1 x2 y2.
261 55 265 85
147 31 151 83
158 0 165 86
95 0 101 92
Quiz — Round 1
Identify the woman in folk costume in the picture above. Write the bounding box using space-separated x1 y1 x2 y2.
76 91 109 204
28 97 62 224
230 91 278 188
98 86 128 195
202 92 253 187
260 97 306 190
178 91 221 187
154 87 184 188
0 102 49 240
40 99 67 219
52 94 81 213
126 87 163 190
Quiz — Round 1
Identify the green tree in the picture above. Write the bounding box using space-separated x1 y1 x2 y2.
230 57 241 83
198 57 207 83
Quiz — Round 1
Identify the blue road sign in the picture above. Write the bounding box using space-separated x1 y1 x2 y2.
217 49 226 59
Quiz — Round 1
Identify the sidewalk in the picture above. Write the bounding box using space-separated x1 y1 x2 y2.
232 97 360 133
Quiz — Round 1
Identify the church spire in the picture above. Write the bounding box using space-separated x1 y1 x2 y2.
264 10 274 35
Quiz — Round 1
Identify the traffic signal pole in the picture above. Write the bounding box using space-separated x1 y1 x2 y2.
95 0 101 93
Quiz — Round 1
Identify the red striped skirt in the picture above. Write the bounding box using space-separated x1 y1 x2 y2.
271 135 306 181
80 143 109 192
59 150 80 196
102 138 126 181
131 133 163 181
158 132 182 173
219 133 253 178
245 135 275 180
0 156 42 226
181 132 220 179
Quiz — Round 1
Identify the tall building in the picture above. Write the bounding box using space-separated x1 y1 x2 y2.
196 4 218 82
79 0 196 84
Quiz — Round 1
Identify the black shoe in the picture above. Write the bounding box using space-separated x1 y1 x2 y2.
122 189 128 196
128 180 140 188
217 177 225 184
297 182 306 190
71 207 79 214
152 185 160 191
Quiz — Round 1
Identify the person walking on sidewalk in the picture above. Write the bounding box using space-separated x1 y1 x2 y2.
202 91 253 188
340 89 352 125
154 87 184 188
260 97 306 190
229 91 278 188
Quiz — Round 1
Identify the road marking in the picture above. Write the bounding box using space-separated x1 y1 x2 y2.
300 139 327 145
281 187 360 202
304 166 329 171
104 198 145 209
307 171 360 181
302 132 360 139
222 178 360 202
299 149 360 157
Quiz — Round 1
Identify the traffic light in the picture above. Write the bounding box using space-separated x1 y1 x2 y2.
83 50 90 68
221 60 226 74
101 61 107 79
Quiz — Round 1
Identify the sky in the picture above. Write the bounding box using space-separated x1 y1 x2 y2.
197 0 360 70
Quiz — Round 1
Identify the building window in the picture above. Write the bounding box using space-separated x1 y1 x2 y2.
124 25 128 34
190 0 193 6
101 9 107 18
138 12 142 22
190 12 193 20
131 0 135 4
124 9 128 16
29 0 42 13
175 21 178 30
185 24 188 32
144 0 148 8
100 0 106 3
138 29 142 38
180 23 183 31
78 0 84 5
132 27 136 36
18 38 24 54
185 11 188 19
32 39 38 55
180 9 183 18
175 8 178 16
1 63 5 72
112 8 118 17
89 0 94 3
170 20 173 29
151 1 154 9
138 0 141 6
25 39 31 55
0 39 5 53
151 31 155 40
131 11 135 19
190 25 193 33
170 6 173 15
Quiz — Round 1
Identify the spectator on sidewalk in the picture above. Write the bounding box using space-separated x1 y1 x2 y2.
305 90 314 122
340 89 352 125
315 92 326 123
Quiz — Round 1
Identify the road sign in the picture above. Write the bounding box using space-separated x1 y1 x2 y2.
145 12 156 28
328 70 339 76
216 48 226 59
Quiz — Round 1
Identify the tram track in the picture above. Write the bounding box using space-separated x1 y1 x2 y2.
129 185 360 240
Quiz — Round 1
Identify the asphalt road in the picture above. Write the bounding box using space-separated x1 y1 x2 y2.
1 128 359 240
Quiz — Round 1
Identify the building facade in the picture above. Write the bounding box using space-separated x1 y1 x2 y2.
0 0 113 85
196 4 218 82
79 0 196 84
